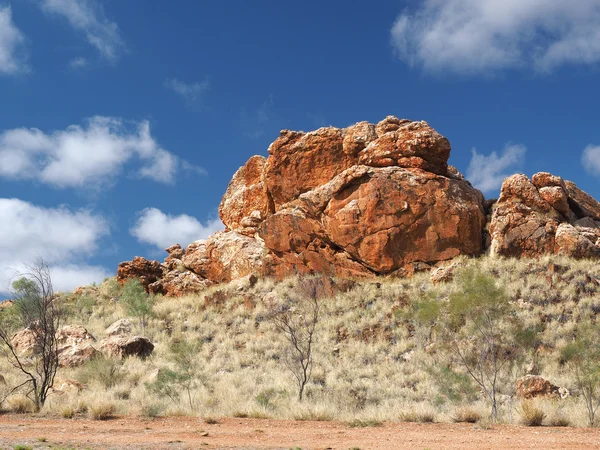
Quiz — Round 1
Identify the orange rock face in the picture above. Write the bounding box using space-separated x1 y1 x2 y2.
219 155 273 235
117 116 489 294
490 172 600 258
115 117 600 297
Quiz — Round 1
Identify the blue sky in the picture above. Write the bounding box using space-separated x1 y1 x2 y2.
1 0 600 295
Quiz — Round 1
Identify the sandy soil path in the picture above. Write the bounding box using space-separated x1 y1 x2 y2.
1 415 600 449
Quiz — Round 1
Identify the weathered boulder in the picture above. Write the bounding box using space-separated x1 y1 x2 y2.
163 244 185 271
182 231 264 284
260 165 484 277
150 270 215 296
357 120 450 175
56 325 95 347
430 262 461 284
99 336 154 359
58 343 99 368
490 173 600 258
55 325 98 367
11 327 40 355
105 319 132 337
516 375 567 399
219 155 272 235
265 127 351 209
117 256 164 291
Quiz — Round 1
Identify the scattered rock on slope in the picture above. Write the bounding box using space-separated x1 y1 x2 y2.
99 335 154 359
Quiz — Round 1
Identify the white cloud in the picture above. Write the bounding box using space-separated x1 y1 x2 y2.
40 0 124 62
391 0 600 75
466 143 526 194
164 78 210 102
582 144 600 176
68 56 88 69
131 208 223 251
0 116 204 189
0 198 110 293
0 5 27 75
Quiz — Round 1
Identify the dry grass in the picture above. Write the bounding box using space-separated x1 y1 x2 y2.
88 402 116 420
519 401 546 426
452 406 482 423
2 256 600 426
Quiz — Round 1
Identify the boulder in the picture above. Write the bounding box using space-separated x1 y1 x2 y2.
164 244 185 271
182 231 264 284
490 173 600 258
430 263 460 284
58 343 100 368
516 375 564 399
11 327 40 355
105 319 133 337
99 336 154 359
357 120 450 175
219 155 272 235
265 127 351 209
56 325 96 347
117 256 164 291
150 270 215 296
260 165 484 278
55 325 98 368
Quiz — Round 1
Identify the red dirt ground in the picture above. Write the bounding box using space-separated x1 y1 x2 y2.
1 415 600 449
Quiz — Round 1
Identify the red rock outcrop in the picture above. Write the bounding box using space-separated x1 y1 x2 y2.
490 173 600 258
116 116 488 295
117 256 164 290
116 117 600 297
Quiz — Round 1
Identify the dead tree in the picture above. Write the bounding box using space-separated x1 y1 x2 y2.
0 260 60 411
268 277 322 402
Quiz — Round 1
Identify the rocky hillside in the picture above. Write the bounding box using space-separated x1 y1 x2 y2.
117 116 600 296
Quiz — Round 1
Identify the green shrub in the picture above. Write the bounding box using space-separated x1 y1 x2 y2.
76 356 124 389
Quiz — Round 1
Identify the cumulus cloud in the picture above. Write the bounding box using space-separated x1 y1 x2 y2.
0 198 110 294
582 145 600 176
0 116 204 189
164 78 210 102
40 0 124 61
466 144 526 194
391 0 600 75
0 5 27 75
131 208 223 251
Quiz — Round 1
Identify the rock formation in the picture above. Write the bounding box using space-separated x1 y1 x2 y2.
516 375 569 399
489 173 600 258
115 116 600 296
118 116 488 294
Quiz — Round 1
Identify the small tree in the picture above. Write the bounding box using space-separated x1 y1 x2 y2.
561 319 600 427
120 278 155 334
0 260 60 411
411 267 533 421
267 277 322 402
147 339 204 410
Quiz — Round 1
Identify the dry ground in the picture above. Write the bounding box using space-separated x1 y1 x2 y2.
1 415 600 450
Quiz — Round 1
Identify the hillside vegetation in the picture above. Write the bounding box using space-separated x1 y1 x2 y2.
2 255 600 427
